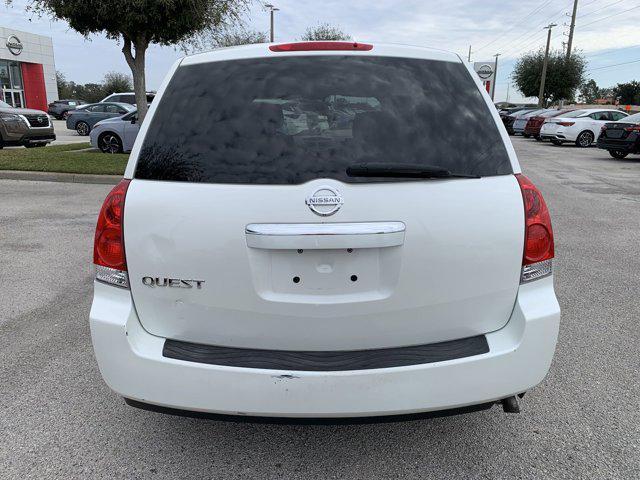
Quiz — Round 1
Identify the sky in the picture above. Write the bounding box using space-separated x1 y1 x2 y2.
2 0 639 103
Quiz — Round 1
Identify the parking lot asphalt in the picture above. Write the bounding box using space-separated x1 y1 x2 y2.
1 138 638 479
51 119 87 145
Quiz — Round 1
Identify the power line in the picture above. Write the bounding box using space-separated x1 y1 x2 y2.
495 0 574 57
580 5 639 28
476 0 555 52
578 0 626 18
584 44 640 59
587 58 640 71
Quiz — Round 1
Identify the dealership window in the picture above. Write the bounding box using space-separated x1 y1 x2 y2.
9 62 22 89
0 61 10 89
0 60 24 107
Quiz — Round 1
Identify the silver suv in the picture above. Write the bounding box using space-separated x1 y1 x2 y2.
0 100 55 148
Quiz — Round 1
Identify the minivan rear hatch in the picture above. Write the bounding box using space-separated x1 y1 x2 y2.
123 49 524 351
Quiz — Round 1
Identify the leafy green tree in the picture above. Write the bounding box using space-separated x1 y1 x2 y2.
578 79 600 103
15 0 249 121
301 23 351 41
512 50 586 105
612 81 640 105
102 71 133 96
187 28 268 52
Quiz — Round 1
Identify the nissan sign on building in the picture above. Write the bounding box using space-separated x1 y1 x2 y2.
1 27 58 110
473 61 495 95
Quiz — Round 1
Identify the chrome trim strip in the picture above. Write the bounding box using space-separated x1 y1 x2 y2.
245 222 406 236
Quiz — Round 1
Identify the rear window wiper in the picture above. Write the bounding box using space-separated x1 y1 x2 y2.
346 163 480 179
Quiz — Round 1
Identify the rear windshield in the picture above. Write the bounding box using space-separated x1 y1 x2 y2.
136 56 512 184
620 112 640 123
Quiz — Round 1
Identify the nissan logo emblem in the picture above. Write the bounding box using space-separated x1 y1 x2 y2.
6 35 23 56
305 186 343 216
476 64 493 80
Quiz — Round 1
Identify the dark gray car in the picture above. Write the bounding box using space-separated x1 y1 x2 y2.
47 99 87 120
0 100 56 148
66 102 134 136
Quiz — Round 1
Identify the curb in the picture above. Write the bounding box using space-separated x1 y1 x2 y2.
0 170 121 185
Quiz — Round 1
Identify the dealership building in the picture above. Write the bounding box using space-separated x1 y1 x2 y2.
1 27 58 111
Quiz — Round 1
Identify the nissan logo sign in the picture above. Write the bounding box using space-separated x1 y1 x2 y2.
305 186 343 216
6 35 23 56
476 64 493 80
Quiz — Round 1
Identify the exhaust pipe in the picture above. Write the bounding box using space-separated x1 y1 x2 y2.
500 396 520 413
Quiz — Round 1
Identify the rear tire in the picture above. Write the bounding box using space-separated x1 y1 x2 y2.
76 121 90 136
551 139 563 146
98 132 123 154
523 133 531 139
609 150 628 159
576 130 594 148
535 135 542 141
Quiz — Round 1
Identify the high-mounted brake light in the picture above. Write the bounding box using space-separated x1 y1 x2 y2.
516 174 554 283
94 179 130 288
269 41 373 52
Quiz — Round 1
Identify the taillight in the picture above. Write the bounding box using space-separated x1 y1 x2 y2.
557 122 575 127
624 125 640 132
94 179 130 288
269 41 373 52
516 174 554 283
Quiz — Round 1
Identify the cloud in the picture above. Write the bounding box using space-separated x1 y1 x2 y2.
3 0 638 102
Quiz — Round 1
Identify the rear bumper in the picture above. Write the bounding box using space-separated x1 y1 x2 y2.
597 138 638 153
90 277 560 418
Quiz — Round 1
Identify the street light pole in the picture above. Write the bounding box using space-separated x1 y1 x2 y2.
537 23 557 108
491 53 501 101
265 4 279 42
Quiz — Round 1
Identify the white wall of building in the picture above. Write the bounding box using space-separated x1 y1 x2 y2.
0 26 58 102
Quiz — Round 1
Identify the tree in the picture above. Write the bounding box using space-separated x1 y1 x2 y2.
186 28 268 52
19 0 249 121
56 71 72 99
512 50 586 106
612 81 640 105
301 23 351 41
578 79 600 104
102 71 133 96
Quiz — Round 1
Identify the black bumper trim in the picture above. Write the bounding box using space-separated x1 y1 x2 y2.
163 335 489 372
124 398 495 424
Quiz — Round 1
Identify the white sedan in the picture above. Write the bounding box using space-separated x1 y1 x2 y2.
540 108 628 147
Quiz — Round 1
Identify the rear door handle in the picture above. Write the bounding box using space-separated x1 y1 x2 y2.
245 222 406 250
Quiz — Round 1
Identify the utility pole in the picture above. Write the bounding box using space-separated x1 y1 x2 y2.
506 83 510 103
265 4 279 42
566 0 578 59
537 24 557 108
468 45 472 62
491 53 501 101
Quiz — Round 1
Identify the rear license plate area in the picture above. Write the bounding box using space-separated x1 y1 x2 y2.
247 247 402 303
271 248 379 294
607 129 624 139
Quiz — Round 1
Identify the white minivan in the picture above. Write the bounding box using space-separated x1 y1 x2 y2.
89 42 560 421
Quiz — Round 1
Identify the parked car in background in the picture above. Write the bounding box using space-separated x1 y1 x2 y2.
47 99 87 120
597 112 640 159
502 108 537 135
0 99 55 148
90 42 560 421
524 109 572 140
66 102 135 135
100 92 155 105
89 110 140 153
540 109 628 147
512 109 548 136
